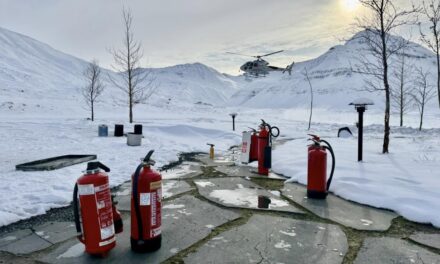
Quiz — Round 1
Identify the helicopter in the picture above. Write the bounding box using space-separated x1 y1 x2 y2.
227 50 294 77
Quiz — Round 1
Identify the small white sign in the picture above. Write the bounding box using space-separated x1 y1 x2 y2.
140 193 151 206
240 131 252 164
78 184 95 195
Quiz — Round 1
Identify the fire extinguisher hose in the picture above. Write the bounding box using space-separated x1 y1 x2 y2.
72 183 84 242
321 139 336 192
132 163 144 241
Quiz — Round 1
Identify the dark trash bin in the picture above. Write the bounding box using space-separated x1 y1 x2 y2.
114 124 124 137
134 124 143 135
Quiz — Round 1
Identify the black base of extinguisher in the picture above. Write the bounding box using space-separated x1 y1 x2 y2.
114 218 123 234
131 235 162 253
307 190 328 199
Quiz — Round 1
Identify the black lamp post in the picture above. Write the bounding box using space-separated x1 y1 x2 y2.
229 113 238 131
349 99 374 162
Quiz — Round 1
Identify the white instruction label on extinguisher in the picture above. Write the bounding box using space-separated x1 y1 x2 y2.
78 184 95 195
140 193 151 206
151 191 157 226
94 182 114 241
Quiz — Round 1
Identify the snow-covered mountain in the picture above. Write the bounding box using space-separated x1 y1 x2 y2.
0 27 237 115
0 27 438 116
229 31 438 111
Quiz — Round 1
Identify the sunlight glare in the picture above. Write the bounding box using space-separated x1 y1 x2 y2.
342 0 359 11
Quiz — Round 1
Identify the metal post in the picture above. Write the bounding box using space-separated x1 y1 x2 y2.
357 106 365 162
229 113 237 131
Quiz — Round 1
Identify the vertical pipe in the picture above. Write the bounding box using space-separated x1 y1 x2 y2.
232 116 235 131
358 107 364 162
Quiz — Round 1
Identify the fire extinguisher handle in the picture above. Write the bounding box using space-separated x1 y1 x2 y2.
98 162 110 172
308 134 320 141
143 150 155 162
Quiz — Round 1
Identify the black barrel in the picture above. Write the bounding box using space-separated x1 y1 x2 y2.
134 124 143 135
114 124 124 137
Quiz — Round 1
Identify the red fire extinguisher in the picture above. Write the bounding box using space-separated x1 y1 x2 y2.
249 128 258 162
131 150 162 253
307 135 336 199
73 162 117 256
257 119 280 176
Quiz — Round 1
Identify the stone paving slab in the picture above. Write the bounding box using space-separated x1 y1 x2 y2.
410 232 440 250
282 183 397 231
215 164 286 179
184 214 348 264
195 177 304 214
36 195 240 263
0 228 52 255
354 237 440 264
0 251 37 264
115 180 194 211
33 222 77 244
195 154 235 167
161 162 202 179
0 229 33 247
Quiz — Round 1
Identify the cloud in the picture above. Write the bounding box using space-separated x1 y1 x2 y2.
0 0 415 74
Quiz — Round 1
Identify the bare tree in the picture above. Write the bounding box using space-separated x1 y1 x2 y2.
412 67 435 130
352 0 418 153
420 0 440 108
82 60 105 121
109 7 155 123
303 68 313 131
391 48 414 126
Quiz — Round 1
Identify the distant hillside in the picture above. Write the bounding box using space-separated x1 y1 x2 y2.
0 27 237 115
0 27 438 116
228 30 438 111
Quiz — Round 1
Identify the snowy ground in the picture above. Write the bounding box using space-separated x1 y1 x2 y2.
1 104 440 228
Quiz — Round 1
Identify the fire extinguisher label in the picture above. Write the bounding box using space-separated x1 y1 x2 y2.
139 193 151 206
242 142 248 153
100 226 114 240
99 236 116 247
95 183 114 241
151 191 157 226
78 184 95 195
150 181 161 190
151 227 161 237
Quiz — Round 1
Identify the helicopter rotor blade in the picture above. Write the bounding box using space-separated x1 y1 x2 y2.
260 50 284 57
226 52 255 58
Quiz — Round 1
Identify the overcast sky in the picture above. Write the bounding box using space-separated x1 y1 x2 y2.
0 0 420 74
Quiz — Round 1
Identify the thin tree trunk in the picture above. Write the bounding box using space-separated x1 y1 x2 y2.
437 49 440 108
419 105 424 130
91 101 94 121
400 83 403 127
381 15 390 154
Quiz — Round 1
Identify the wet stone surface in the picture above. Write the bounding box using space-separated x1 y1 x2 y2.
36 195 240 263
0 228 52 255
354 237 440 264
282 183 397 231
185 214 348 264
114 180 194 211
161 162 202 179
215 164 286 179
410 232 440 250
195 154 235 167
33 222 77 244
195 177 304 214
